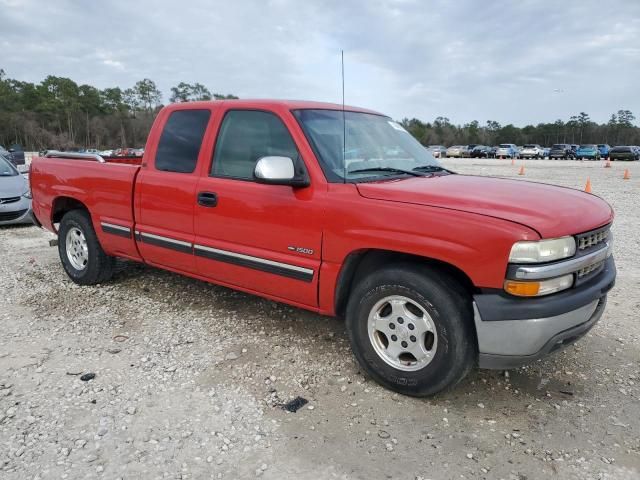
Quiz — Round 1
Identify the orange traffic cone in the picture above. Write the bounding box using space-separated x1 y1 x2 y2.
518 166 525 175
584 178 592 193
623 169 630 180
604 160 611 168
511 158 515 166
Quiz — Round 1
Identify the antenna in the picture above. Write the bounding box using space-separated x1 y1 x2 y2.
341 50 346 184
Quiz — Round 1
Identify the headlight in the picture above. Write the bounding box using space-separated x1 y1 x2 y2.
504 274 574 297
509 236 576 263
22 188 32 199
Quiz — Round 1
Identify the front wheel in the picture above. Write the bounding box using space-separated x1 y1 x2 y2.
58 210 115 285
345 264 476 397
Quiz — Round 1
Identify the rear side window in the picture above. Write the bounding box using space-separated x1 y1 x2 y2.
211 110 299 180
156 109 211 173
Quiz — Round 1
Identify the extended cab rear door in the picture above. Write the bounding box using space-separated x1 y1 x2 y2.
193 106 324 308
134 107 213 273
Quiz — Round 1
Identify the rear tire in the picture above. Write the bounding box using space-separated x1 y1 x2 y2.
58 210 115 285
345 264 476 397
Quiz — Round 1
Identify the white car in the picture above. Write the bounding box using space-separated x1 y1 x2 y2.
520 144 545 159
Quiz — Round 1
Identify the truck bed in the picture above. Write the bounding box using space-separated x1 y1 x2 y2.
30 155 142 260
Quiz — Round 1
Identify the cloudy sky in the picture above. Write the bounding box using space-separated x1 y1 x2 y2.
1 0 639 125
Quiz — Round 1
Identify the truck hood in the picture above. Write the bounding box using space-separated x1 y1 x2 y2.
356 174 613 238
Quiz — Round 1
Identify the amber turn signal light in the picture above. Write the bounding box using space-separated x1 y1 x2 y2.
504 280 540 297
504 274 574 297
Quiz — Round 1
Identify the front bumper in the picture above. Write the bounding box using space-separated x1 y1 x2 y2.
474 256 616 369
0 198 34 226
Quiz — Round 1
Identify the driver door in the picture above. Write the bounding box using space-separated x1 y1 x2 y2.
193 108 324 308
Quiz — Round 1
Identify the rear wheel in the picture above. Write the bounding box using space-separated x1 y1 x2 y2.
345 264 476 397
58 210 115 285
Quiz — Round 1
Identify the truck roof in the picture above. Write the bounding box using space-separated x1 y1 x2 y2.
163 99 383 115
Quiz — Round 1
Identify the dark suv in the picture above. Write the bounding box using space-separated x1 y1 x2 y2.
549 144 575 160
609 146 640 161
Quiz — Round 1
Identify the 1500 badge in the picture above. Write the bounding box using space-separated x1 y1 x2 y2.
288 246 314 255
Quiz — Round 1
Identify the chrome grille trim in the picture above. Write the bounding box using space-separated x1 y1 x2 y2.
510 241 611 280
577 224 611 252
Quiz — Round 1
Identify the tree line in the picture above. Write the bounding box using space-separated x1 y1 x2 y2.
0 69 638 151
400 110 639 148
0 69 237 151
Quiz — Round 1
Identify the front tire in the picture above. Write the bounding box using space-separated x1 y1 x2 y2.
345 264 476 397
58 210 115 285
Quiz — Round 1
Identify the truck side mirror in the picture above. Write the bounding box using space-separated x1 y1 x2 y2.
254 156 309 188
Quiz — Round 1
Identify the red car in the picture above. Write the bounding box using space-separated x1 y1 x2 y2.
29 100 616 396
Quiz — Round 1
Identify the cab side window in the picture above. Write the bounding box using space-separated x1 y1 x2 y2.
211 110 299 180
156 109 211 173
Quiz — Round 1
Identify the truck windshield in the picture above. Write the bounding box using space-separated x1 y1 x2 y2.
293 109 441 182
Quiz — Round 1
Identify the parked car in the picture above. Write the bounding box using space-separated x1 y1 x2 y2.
427 145 447 158
549 144 575 159
609 146 640 161
445 145 465 158
470 145 491 158
597 144 611 159
520 144 544 159
575 145 601 160
31 99 616 397
495 144 518 158
461 144 478 158
99 150 114 157
7 144 25 166
0 152 33 225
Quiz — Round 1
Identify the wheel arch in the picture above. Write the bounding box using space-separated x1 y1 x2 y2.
334 249 478 318
51 196 91 228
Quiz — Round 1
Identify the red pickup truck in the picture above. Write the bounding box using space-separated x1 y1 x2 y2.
30 100 616 396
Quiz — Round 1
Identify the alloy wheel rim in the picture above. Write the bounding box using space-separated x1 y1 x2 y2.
66 227 89 270
367 295 438 372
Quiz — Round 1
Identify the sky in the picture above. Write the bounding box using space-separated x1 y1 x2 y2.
1 0 639 126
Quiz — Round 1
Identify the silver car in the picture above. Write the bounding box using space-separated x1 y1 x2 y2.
495 143 518 159
520 144 544 159
446 145 465 158
0 153 33 225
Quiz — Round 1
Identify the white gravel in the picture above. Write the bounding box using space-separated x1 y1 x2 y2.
1 158 639 479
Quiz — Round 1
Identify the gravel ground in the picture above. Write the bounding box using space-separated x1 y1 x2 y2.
1 159 639 480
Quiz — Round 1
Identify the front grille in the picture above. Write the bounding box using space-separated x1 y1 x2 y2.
0 196 20 204
577 225 610 252
577 260 605 278
0 209 27 221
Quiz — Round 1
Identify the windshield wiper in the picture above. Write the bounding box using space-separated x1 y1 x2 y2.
412 165 453 174
348 167 428 177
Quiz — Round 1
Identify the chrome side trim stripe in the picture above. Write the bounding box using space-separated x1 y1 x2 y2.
101 222 130 232
140 232 192 248
194 244 314 282
123 229 314 282
101 222 132 239
138 231 193 254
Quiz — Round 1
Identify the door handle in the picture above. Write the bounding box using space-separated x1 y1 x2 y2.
197 191 218 207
